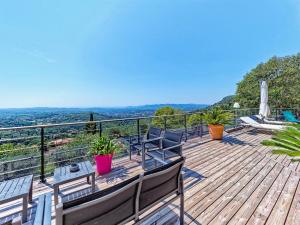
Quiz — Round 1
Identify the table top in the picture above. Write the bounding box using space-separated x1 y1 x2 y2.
53 161 94 186
0 175 33 202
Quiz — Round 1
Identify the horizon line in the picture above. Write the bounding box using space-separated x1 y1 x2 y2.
0 103 211 110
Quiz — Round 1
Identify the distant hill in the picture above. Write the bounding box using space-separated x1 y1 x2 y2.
0 104 209 114
124 104 209 111
209 95 236 110
0 104 209 127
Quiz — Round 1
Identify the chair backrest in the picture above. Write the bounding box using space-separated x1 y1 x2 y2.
60 175 140 225
162 131 183 154
139 157 185 211
283 111 297 122
147 127 162 145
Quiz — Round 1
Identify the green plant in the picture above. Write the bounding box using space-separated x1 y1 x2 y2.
261 125 300 161
152 106 184 129
188 114 203 127
203 108 233 125
88 136 123 156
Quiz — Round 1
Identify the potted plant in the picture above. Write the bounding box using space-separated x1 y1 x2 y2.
89 136 123 175
203 108 233 140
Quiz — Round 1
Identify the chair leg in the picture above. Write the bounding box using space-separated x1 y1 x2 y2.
180 193 184 225
22 195 28 223
29 179 33 203
142 146 146 169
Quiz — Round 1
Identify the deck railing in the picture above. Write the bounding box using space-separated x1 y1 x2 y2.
0 107 298 182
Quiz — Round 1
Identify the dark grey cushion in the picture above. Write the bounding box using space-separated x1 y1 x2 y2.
139 157 184 210
148 127 162 137
164 131 183 143
147 127 162 146
62 175 140 225
162 131 183 155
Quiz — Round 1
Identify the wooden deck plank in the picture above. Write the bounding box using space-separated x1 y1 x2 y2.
224 163 284 225
157 149 268 224
265 174 300 225
191 157 273 224
285 178 300 225
246 167 292 225
154 150 265 225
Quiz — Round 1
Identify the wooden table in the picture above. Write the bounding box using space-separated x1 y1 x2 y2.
0 175 33 223
53 161 95 205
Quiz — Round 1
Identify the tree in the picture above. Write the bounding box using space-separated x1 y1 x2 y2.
85 113 97 134
236 54 300 109
188 114 202 127
152 106 184 129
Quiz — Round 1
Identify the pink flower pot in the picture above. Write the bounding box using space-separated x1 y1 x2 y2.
94 154 113 175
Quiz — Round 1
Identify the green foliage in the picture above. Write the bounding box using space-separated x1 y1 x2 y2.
65 133 97 149
0 144 15 159
152 106 184 129
88 136 124 156
107 127 122 138
209 95 236 110
0 143 38 160
203 108 233 125
188 114 203 127
139 123 149 135
236 54 300 108
85 122 97 134
261 125 300 161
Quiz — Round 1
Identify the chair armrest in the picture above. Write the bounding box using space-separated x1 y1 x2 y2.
162 143 184 152
142 136 163 144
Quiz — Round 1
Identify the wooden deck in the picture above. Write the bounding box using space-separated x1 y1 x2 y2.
1 128 300 225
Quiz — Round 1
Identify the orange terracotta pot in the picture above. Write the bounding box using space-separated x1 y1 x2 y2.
208 124 224 140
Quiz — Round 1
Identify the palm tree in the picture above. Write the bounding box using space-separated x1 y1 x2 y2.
261 124 300 161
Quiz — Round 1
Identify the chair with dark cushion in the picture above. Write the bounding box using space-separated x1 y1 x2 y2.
139 157 185 224
143 131 184 168
56 175 141 225
130 127 163 160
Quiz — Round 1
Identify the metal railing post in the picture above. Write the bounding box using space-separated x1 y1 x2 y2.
99 122 102 137
137 118 141 144
164 117 167 131
184 114 188 141
199 114 203 137
40 127 46 183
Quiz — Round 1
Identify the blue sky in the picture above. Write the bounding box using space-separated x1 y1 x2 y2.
0 0 299 108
